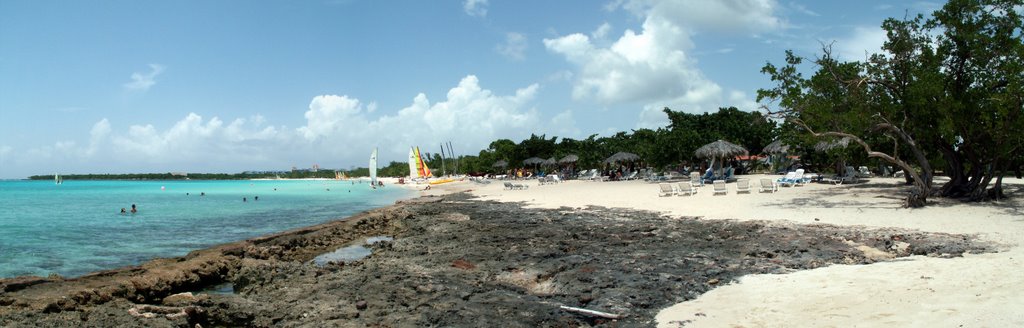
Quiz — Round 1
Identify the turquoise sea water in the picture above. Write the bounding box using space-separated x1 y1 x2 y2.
0 179 412 278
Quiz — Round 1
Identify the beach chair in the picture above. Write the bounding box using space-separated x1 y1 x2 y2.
760 178 778 193
830 166 859 185
658 183 675 197
793 169 806 186
689 172 704 186
723 167 736 182
503 182 515 190
777 172 798 187
712 180 728 195
515 183 529 190
736 178 751 194
676 181 698 196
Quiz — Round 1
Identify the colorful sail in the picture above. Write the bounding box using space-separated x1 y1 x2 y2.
415 146 432 177
408 147 419 178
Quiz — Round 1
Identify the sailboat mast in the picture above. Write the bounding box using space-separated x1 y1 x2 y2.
439 143 447 177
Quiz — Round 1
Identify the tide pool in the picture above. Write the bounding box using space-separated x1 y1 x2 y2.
0 179 413 278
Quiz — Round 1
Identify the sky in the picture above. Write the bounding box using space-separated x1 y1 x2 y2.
0 0 947 178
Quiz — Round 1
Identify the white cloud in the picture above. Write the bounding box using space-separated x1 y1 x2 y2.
1 76 558 178
463 0 488 17
296 75 541 162
591 22 612 40
545 0 782 126
550 110 581 137
834 26 887 62
496 32 528 61
789 2 819 16
123 64 165 91
87 119 111 156
614 0 784 34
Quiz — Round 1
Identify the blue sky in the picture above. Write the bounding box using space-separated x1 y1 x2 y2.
0 0 944 178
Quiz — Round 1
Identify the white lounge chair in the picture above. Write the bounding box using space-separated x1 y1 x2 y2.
736 178 751 193
689 172 704 186
712 180 728 195
777 172 798 187
760 178 778 193
503 182 515 190
658 183 675 197
676 181 698 196
793 169 806 186
829 166 859 185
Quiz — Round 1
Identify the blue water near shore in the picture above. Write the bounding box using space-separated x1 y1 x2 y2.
0 179 413 278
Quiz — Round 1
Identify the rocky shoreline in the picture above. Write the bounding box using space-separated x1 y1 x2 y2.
0 193 992 327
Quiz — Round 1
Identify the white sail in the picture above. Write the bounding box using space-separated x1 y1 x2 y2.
408 147 418 178
369 148 378 186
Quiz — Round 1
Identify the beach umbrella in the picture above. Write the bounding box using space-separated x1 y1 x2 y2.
695 140 748 176
491 160 508 168
763 140 792 173
522 157 545 166
763 140 791 154
558 154 579 164
603 152 640 164
542 157 558 167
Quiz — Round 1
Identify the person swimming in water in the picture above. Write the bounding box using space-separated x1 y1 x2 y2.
120 208 127 214
130 204 137 213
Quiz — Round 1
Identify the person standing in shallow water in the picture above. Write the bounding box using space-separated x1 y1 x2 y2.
130 204 137 214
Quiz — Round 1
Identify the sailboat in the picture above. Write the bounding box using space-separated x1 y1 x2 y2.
54 173 62 185
408 146 433 180
369 148 378 187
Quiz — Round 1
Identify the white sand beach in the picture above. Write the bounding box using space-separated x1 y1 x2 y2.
459 175 1024 327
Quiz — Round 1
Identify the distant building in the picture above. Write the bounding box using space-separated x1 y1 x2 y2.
312 164 320 172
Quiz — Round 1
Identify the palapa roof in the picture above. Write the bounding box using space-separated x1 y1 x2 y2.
558 154 579 163
522 157 546 165
695 139 748 159
603 151 640 164
763 140 791 154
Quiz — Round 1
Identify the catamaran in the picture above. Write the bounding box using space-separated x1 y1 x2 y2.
54 173 62 185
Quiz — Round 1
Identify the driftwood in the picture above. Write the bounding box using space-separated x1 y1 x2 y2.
558 305 624 319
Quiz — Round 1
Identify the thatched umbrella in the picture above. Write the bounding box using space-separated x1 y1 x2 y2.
763 140 792 173
522 157 545 166
695 140 748 176
763 140 791 154
558 154 579 164
542 157 558 167
603 152 640 164
491 160 508 169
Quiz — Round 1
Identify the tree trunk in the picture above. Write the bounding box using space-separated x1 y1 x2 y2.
988 173 1005 200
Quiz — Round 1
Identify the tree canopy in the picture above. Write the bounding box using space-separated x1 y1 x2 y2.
758 0 1023 207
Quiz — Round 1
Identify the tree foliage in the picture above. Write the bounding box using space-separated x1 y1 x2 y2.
758 0 1023 207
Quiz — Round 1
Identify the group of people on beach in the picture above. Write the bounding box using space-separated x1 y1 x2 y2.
119 204 137 214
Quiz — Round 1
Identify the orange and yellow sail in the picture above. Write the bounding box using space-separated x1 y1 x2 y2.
409 146 432 178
